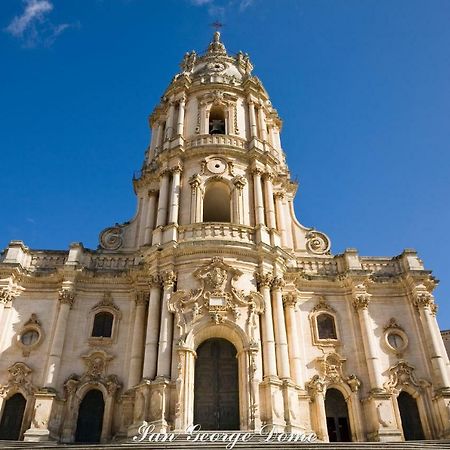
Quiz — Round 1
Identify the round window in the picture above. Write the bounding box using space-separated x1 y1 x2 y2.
385 329 408 353
21 330 39 346
387 332 404 349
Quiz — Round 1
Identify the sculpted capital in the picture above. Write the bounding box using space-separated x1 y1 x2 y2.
59 289 75 308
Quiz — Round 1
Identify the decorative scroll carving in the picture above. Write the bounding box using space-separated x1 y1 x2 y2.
311 296 336 314
307 352 361 396
168 257 263 336
0 362 36 397
64 350 121 400
383 317 404 332
383 360 429 393
306 230 331 255
92 291 120 313
99 226 123 250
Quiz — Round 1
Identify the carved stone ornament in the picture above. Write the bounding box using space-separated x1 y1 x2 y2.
383 360 429 393
59 289 75 307
0 362 36 397
383 317 404 332
63 350 121 399
353 293 371 311
307 352 360 395
99 225 123 250
306 230 331 255
311 296 336 314
92 291 120 313
168 257 263 336
0 286 19 304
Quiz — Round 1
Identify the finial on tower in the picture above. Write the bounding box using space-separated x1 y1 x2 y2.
207 27 227 56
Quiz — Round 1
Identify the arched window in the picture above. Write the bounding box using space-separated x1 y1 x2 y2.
209 106 226 134
203 181 231 222
317 313 337 340
92 312 114 338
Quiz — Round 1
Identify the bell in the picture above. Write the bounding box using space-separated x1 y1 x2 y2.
210 120 225 135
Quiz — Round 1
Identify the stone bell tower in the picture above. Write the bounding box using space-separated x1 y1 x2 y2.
99 31 330 255
1 31 448 444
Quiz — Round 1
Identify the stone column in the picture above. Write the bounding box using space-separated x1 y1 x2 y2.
232 176 246 224
176 96 186 136
168 165 182 225
149 122 158 152
274 192 287 247
154 122 164 154
101 383 120 443
156 271 176 379
283 293 304 387
142 275 162 380
165 101 175 141
353 292 384 392
138 192 150 247
258 106 267 141
252 168 265 226
271 277 291 379
309 380 328 441
256 273 277 378
248 99 258 138
263 172 276 229
152 170 170 245
144 190 157 245
128 291 149 389
189 174 202 223
44 289 75 389
414 291 450 389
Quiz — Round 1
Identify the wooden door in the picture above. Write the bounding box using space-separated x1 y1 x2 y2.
194 338 239 430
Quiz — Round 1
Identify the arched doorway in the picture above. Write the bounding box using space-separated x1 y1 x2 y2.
325 388 351 442
194 338 239 430
398 391 425 440
0 393 26 440
75 389 105 443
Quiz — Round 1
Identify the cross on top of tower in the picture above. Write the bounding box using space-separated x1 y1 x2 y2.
210 21 224 32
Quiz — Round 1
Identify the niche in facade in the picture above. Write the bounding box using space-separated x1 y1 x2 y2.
203 181 231 222
209 106 226 134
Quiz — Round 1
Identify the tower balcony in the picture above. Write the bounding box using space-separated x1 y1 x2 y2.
185 134 247 151
178 222 255 245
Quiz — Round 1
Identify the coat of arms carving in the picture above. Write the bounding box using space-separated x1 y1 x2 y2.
168 257 263 337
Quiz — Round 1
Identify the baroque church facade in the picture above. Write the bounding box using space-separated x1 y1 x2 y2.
1 33 450 444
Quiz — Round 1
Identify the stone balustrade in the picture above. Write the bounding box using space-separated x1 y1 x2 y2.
178 223 255 244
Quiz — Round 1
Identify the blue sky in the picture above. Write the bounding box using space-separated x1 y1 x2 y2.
1 0 449 328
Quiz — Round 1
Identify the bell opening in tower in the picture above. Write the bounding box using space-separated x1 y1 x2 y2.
209 106 226 134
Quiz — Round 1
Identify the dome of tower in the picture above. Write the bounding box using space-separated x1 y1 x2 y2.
179 31 253 85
